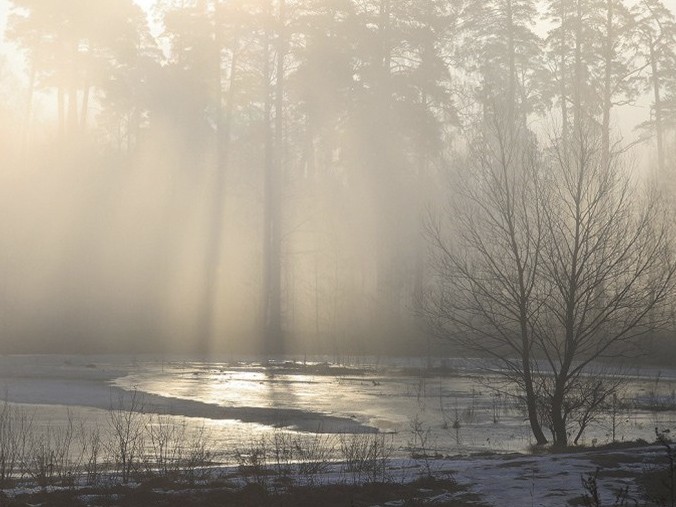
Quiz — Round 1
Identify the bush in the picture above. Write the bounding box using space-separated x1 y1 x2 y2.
0 400 33 486
338 432 393 484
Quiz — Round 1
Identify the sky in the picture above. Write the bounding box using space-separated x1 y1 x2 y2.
3 0 676 59
2 0 676 69
0 0 157 33
0 0 162 98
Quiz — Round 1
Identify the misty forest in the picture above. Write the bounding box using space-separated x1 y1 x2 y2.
3 0 676 505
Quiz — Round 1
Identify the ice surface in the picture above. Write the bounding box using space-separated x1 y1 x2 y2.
1 354 675 459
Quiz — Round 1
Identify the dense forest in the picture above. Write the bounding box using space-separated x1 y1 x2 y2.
0 0 675 357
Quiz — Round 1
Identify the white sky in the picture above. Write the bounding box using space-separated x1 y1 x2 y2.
2 0 676 64
2 0 676 59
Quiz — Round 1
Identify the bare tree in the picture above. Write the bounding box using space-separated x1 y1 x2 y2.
422 113 676 447
422 109 549 445
538 367 626 446
537 123 676 446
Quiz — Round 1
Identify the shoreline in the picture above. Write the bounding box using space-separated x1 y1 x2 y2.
0 358 375 434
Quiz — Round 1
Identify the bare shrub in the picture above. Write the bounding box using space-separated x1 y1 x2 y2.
560 374 625 446
656 428 676 507
26 431 56 488
26 410 78 488
338 432 393 484
581 467 633 507
270 429 295 479
234 430 336 488
234 436 270 486
581 468 603 507
80 424 103 486
0 401 33 486
294 432 336 480
408 414 436 477
107 389 146 484
408 413 433 458
173 421 214 483
145 414 182 478
603 393 625 444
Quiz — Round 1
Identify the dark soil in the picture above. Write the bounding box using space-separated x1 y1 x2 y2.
0 477 488 507
635 454 675 506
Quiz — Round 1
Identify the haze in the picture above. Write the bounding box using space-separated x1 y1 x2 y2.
0 0 675 360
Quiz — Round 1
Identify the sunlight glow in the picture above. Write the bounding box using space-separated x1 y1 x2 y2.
133 0 157 13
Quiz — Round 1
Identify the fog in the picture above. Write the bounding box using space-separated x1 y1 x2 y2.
0 0 675 358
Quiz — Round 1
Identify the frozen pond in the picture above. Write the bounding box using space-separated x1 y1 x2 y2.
0 354 675 462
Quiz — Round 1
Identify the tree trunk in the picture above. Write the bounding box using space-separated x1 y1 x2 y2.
601 0 613 168
375 0 397 315
550 382 568 447
573 0 583 134
23 63 36 153
262 0 285 357
649 38 665 174
67 42 79 137
198 9 239 352
414 0 433 317
58 85 65 139
506 0 517 122
80 83 90 132
67 87 78 135
523 361 548 445
559 1 569 144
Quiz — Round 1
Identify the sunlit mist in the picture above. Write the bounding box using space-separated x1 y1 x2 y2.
3 1 676 504
0 0 675 362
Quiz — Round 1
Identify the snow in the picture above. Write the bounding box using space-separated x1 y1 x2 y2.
379 446 664 506
0 444 669 505
209 445 665 505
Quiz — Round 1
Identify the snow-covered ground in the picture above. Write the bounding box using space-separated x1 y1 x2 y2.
1 445 668 506
221 444 670 505
352 445 667 506
432 446 662 506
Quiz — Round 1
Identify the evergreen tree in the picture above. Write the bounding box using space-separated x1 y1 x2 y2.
459 0 544 122
634 0 676 174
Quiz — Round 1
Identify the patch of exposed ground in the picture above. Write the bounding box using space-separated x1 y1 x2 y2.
1 478 485 507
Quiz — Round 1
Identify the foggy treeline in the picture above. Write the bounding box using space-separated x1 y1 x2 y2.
0 0 675 356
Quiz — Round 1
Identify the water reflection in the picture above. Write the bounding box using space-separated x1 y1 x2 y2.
68 357 676 455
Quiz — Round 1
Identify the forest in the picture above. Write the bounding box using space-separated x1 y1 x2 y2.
0 0 675 358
